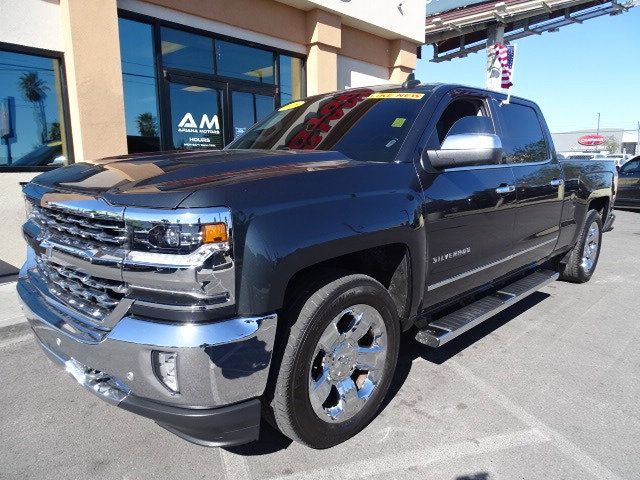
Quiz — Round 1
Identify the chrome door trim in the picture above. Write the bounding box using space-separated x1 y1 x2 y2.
441 163 513 172
427 238 556 291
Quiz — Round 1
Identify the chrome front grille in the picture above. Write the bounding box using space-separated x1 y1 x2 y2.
36 258 128 323
23 190 235 331
31 203 128 248
26 200 129 326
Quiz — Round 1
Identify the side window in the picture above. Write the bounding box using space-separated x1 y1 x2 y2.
426 98 492 150
621 160 640 174
500 103 549 163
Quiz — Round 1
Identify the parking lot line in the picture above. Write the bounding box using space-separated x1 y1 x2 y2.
447 359 624 480
268 428 549 480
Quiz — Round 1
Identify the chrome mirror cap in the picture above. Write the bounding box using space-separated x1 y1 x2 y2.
424 133 503 169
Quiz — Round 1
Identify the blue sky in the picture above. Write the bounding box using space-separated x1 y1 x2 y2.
415 6 640 133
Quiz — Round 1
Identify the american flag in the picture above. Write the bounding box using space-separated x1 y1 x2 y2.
492 43 515 89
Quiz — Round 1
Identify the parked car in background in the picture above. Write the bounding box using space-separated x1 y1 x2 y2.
12 141 65 167
606 153 632 168
616 155 640 209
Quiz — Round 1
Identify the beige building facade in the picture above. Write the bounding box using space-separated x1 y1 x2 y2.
0 0 424 276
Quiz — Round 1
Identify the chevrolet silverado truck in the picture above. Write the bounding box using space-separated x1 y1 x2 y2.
17 83 617 449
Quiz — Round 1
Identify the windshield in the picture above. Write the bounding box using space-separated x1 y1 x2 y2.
227 88 427 162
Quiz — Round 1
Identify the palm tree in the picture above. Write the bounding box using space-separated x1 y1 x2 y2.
136 112 158 138
18 72 49 144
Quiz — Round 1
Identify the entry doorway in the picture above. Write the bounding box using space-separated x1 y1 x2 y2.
163 72 276 150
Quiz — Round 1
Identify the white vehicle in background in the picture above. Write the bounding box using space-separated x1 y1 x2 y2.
564 152 599 160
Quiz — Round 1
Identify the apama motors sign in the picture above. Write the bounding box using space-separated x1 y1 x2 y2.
578 134 606 147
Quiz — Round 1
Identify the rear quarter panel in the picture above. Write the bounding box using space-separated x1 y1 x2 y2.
556 158 616 250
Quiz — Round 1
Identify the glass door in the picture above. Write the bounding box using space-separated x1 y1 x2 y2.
230 90 275 140
165 75 225 150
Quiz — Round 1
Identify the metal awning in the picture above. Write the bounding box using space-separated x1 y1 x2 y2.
426 0 636 62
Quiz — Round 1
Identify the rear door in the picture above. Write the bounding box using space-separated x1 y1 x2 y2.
415 91 518 308
496 101 564 266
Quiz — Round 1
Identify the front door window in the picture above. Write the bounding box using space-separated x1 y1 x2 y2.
168 81 223 150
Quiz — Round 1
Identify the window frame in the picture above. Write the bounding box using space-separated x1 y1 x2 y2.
0 41 74 172
415 88 503 171
494 99 554 166
117 9 306 105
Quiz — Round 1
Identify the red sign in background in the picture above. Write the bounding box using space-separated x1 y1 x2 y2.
578 134 606 146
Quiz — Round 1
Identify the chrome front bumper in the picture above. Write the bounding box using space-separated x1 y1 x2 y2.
17 273 277 410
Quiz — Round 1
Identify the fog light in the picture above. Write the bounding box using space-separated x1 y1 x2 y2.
152 351 179 393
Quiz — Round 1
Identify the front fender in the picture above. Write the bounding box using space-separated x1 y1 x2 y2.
235 192 425 318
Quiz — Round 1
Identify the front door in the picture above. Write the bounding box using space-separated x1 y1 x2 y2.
166 75 225 150
417 92 518 308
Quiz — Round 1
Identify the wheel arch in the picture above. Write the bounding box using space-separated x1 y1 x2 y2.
280 243 415 328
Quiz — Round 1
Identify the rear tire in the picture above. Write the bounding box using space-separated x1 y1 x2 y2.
559 209 603 283
269 273 400 448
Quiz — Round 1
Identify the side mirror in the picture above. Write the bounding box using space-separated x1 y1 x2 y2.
424 133 503 169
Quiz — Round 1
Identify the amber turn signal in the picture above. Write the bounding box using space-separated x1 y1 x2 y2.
201 223 228 243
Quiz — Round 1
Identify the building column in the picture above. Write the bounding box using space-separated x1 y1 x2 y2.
389 39 418 84
60 0 127 162
305 9 341 95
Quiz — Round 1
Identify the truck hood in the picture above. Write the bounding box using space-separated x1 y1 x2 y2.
30 149 364 209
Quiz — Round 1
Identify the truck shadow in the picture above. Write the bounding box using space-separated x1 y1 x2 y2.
381 291 551 412
224 291 550 456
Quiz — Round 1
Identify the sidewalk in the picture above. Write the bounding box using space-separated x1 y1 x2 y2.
0 279 25 330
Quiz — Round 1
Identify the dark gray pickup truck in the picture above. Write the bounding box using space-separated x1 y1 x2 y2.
17 83 616 449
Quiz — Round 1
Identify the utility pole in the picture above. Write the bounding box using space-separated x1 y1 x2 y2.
596 113 600 136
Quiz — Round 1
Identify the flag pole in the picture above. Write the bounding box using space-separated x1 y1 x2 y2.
502 43 517 105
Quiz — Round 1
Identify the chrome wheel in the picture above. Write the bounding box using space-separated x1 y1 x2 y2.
580 220 600 273
308 304 388 423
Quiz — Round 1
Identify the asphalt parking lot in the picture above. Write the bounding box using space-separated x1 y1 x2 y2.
1 209 639 480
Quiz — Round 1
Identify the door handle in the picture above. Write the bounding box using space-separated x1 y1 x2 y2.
495 185 516 195
550 178 564 187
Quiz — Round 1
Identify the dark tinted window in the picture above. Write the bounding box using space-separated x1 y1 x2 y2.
0 50 69 168
119 18 160 153
228 89 426 163
500 103 549 163
230 92 275 139
161 28 214 74
168 82 222 150
255 94 273 122
279 55 305 103
216 41 274 83
621 159 640 174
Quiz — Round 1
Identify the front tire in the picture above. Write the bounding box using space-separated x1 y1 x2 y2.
269 273 400 448
559 209 603 283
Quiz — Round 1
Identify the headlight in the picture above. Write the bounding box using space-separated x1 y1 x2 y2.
125 208 231 255
130 222 227 253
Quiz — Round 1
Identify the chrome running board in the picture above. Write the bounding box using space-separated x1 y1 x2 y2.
416 269 559 348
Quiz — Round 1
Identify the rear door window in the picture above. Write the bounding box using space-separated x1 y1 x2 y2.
500 103 549 164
